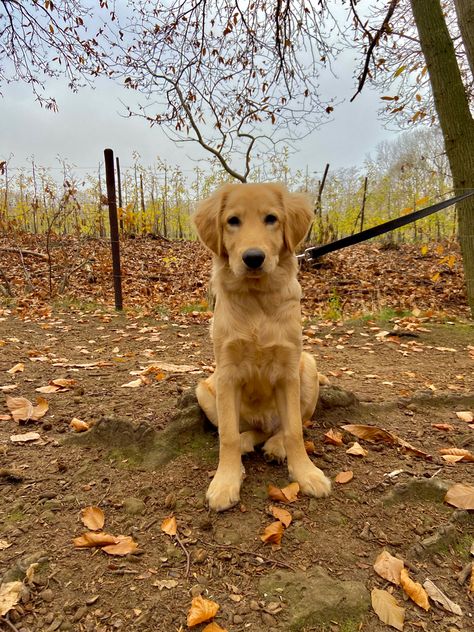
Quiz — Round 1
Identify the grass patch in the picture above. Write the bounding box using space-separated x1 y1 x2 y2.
180 301 209 314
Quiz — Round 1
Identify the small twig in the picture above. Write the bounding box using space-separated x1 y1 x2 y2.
175 532 191 578
198 538 297 571
0 616 21 632
109 569 139 575
0 247 48 260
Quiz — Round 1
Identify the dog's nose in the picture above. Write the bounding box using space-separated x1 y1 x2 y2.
242 248 266 269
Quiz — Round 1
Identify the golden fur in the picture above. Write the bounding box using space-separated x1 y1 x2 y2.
194 182 331 511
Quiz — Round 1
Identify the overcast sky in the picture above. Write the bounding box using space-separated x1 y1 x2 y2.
1 47 398 182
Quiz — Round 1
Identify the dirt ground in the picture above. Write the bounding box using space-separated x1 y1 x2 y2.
1 298 473 632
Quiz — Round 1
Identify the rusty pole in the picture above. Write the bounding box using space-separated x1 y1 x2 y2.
104 148 123 310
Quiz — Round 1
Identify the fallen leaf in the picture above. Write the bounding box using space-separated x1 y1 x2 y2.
470 563 474 594
267 482 300 503
0 540 12 551
36 378 76 393
342 424 397 444
32 397 49 420
304 440 315 454
371 588 405 631
102 535 138 556
270 506 292 527
441 454 465 463
161 515 177 536
6 395 48 422
423 579 462 615
400 568 429 610
335 470 353 484
456 411 473 423
439 448 474 462
0 414 11 421
202 623 228 632
444 483 474 509
81 506 105 531
6 396 33 422
7 363 24 374
152 579 178 590
373 550 404 585
346 442 368 457
187 595 220 627
260 521 285 545
121 377 146 388
73 532 118 548
324 429 344 446
0 581 23 616
0 384 18 392
70 418 90 432
432 423 454 431
144 362 200 373
10 432 41 443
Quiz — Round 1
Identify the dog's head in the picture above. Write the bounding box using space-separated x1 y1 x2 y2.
193 182 313 277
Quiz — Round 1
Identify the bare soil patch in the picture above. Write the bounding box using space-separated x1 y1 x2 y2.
1 302 473 631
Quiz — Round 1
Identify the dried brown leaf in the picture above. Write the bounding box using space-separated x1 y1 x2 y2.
7 363 24 374
342 424 397 444
102 535 138 556
70 418 90 432
269 506 292 528
187 595 220 627
371 588 405 631
267 482 299 503
324 429 344 446
81 506 105 531
423 579 462 615
346 442 368 457
0 581 23 616
161 515 177 536
456 411 473 423
73 531 118 548
335 470 353 484
444 483 474 509
260 521 284 545
6 395 34 422
202 623 228 632
10 431 41 443
373 550 404 585
439 448 474 462
400 568 430 610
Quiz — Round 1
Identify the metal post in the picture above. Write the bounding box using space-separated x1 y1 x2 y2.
104 148 123 311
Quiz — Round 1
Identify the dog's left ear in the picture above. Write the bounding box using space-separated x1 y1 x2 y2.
282 191 314 252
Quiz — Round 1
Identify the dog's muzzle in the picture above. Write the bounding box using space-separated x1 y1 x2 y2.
242 248 266 270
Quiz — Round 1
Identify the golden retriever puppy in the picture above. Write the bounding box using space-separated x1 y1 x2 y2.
194 182 331 511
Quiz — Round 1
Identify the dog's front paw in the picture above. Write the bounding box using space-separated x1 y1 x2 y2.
206 467 243 512
290 461 331 498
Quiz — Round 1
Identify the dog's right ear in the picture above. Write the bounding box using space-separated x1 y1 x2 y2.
193 184 234 256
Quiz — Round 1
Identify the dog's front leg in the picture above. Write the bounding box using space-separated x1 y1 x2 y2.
276 376 331 498
206 375 243 511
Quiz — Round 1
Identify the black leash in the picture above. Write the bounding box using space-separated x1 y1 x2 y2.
299 189 474 261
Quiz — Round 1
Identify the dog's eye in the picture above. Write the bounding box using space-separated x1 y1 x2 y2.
227 216 241 227
264 214 278 225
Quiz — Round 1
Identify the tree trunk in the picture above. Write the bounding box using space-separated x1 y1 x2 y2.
410 0 474 315
454 0 474 77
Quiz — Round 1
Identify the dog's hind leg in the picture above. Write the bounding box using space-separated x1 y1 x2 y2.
240 430 269 455
196 377 218 427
